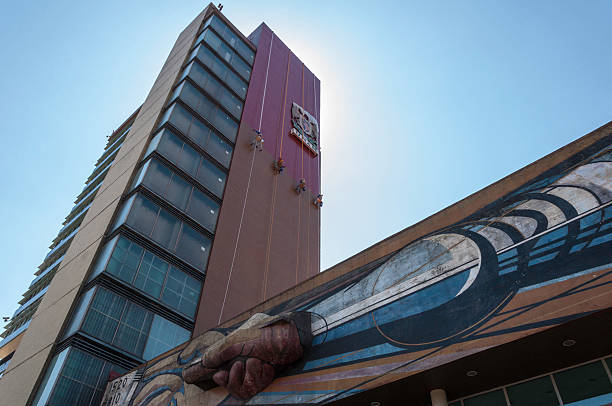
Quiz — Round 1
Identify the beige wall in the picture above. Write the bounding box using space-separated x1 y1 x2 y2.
0 6 213 405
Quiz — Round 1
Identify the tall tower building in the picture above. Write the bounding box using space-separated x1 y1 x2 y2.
0 4 321 406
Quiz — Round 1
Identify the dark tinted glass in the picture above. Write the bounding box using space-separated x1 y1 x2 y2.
208 15 255 64
182 61 242 119
124 195 212 271
81 287 125 344
191 45 248 98
48 348 126 406
133 252 168 298
106 237 143 283
100 236 201 318
205 130 233 167
150 207 180 248
554 361 612 404
161 266 201 317
463 390 507 406
188 188 219 232
202 30 251 81
196 158 226 197
143 315 190 360
507 376 559 405
127 195 158 237
173 82 238 143
151 129 226 198
176 224 211 270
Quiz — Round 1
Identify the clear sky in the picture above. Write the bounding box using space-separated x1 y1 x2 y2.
1 0 611 323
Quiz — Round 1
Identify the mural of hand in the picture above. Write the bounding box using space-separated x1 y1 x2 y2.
183 313 311 400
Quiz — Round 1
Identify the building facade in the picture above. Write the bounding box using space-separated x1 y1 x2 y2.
101 122 612 406
0 4 321 406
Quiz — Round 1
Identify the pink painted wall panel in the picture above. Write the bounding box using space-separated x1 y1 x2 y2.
244 24 321 194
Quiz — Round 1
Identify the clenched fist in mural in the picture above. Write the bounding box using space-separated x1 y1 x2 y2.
183 312 312 400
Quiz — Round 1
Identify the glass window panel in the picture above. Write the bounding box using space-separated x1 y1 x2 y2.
192 45 247 99
150 207 180 249
63 288 96 339
133 251 168 298
47 348 126 406
448 402 461 406
143 159 172 195
175 224 211 270
183 61 243 120
166 173 192 211
106 237 144 283
114 303 153 356
196 158 226 198
81 287 126 344
188 188 219 232
143 315 190 360
554 361 612 404
203 30 251 81
463 390 507 406
507 376 559 405
32 348 69 406
206 129 233 166
89 235 118 281
127 195 158 237
161 266 201 318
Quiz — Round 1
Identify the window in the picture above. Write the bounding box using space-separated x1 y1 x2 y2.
189 44 248 99
46 348 126 406
205 15 255 65
143 315 191 360
79 287 190 360
181 61 243 119
195 28 252 80
170 82 238 144
146 129 227 198
92 236 202 318
162 266 200 317
506 376 559 405
554 361 612 404
136 158 219 233
463 390 507 406
118 194 212 270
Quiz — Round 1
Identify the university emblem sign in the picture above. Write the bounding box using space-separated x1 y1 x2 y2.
290 102 319 155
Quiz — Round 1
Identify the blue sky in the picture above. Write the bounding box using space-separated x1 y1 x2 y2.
1 0 611 322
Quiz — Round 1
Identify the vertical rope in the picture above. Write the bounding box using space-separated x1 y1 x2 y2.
218 32 274 325
295 64 305 284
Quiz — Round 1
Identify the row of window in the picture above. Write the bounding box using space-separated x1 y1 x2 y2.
170 80 238 145
448 357 612 406
195 27 252 82
203 14 255 65
33 347 127 406
113 193 211 271
91 235 201 318
189 43 248 99
160 102 234 165
134 158 219 233
66 285 190 361
180 60 243 120
146 128 227 198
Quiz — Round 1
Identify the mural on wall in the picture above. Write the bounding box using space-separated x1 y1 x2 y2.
102 136 612 405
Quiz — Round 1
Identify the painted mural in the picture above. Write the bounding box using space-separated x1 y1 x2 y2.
102 135 612 405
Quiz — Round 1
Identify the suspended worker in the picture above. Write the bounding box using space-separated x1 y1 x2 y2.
273 158 286 173
296 178 307 194
313 194 323 208
251 129 264 151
